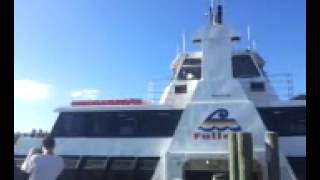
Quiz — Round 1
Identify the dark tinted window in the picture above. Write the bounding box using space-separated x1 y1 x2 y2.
83 158 108 169
175 85 187 94
137 158 159 170
183 58 201 65
257 106 306 136
232 55 260 78
91 113 113 136
287 157 305 180
63 157 82 169
53 113 89 136
250 82 265 92
116 112 138 136
178 66 201 80
51 110 182 137
111 158 136 170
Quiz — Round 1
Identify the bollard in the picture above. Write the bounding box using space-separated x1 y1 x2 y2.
265 132 280 180
237 132 253 180
228 133 239 180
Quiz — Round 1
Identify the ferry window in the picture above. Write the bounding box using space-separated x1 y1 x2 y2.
63 158 81 169
257 107 306 136
232 55 260 78
64 114 73 132
70 114 88 136
258 63 267 77
250 82 265 92
178 66 201 80
117 112 138 136
51 110 182 137
138 157 159 170
138 111 181 136
111 158 136 170
83 159 107 170
175 85 187 94
52 113 89 136
91 114 113 136
183 58 201 65
287 157 306 180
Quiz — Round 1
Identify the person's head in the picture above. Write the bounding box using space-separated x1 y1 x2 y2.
42 136 55 153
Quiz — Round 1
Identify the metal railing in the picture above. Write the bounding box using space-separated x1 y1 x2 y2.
266 73 294 100
146 73 295 103
147 78 172 104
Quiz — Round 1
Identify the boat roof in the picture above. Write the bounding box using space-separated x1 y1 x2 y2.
55 99 305 113
55 104 180 113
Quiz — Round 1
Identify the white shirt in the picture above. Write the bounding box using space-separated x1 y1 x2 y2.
21 154 64 180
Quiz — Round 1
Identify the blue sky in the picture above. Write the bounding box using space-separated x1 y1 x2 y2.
14 0 306 132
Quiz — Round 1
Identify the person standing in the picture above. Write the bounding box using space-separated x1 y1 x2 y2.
21 136 64 180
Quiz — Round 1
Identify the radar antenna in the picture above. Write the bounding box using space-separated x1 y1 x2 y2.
247 26 251 50
209 0 223 25
182 31 186 53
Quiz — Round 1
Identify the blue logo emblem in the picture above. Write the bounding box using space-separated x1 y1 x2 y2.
193 108 241 140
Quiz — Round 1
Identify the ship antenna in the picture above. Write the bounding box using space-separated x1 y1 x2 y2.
210 0 223 25
252 39 257 50
247 26 251 50
215 2 223 25
247 26 257 51
209 0 215 24
182 31 186 53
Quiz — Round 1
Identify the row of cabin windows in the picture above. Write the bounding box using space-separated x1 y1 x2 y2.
56 157 159 171
257 106 306 136
51 110 182 137
176 54 261 80
15 156 160 180
51 107 305 138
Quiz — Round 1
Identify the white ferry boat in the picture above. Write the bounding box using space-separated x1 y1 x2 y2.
14 2 305 180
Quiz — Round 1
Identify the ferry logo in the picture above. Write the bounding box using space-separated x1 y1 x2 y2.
193 108 241 140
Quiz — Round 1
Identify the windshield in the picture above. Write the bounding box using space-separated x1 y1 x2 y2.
177 58 201 80
232 54 260 78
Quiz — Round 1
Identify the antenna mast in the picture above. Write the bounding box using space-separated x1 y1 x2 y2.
247 26 251 50
209 0 215 24
210 0 223 25
182 31 186 53
247 26 257 50
252 40 257 50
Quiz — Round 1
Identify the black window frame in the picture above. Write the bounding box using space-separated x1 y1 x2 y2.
257 106 306 136
177 66 201 80
175 85 187 94
232 54 261 78
250 82 265 92
182 58 201 65
51 110 183 138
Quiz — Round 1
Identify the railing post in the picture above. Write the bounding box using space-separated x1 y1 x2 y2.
228 133 239 180
237 132 253 180
265 132 280 180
